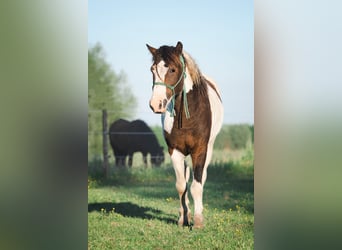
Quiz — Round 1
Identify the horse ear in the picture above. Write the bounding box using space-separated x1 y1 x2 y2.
175 41 183 55
146 44 157 56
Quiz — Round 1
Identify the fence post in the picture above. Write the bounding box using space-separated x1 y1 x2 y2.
102 109 109 178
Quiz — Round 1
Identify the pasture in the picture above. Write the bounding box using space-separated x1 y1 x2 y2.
88 149 254 249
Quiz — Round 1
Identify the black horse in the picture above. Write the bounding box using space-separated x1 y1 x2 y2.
109 119 164 167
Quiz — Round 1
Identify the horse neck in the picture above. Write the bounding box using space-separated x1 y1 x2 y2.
175 71 207 105
173 74 209 129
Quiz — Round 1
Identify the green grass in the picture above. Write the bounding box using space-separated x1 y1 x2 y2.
88 150 254 249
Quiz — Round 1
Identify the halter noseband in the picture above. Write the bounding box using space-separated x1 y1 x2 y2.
153 55 190 119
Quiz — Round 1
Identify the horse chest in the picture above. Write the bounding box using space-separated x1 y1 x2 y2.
162 110 174 134
164 120 210 155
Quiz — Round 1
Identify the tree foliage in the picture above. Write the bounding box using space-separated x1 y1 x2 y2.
214 124 253 150
88 43 136 158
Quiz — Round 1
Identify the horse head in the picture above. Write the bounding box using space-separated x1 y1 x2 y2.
146 41 186 114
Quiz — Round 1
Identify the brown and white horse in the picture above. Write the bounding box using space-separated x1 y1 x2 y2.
146 41 224 228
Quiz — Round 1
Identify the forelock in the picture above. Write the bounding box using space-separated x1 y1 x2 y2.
154 45 179 66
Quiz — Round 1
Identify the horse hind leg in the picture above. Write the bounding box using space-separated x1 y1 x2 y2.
171 149 191 227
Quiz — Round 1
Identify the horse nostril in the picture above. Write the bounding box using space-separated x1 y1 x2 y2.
158 100 162 110
163 99 167 108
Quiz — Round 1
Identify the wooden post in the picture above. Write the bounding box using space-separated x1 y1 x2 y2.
102 109 109 178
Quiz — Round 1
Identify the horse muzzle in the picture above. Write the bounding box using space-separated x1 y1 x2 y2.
149 98 168 113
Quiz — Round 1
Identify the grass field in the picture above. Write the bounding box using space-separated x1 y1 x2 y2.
88 149 254 249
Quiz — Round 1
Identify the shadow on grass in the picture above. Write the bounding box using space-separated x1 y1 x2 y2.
206 162 254 213
88 202 177 224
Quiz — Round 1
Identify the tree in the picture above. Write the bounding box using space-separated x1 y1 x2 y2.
214 124 252 150
88 43 136 158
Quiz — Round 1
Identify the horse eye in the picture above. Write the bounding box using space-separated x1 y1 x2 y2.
170 68 176 73
164 64 168 67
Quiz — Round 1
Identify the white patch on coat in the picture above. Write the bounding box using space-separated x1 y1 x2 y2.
206 76 224 145
191 77 224 218
162 108 174 134
184 67 193 93
202 76 224 171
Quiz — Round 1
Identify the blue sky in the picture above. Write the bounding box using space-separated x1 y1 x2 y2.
88 0 254 125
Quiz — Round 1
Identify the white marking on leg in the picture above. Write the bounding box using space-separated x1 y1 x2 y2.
191 180 203 215
191 179 205 228
171 149 186 194
185 162 190 182
171 149 191 225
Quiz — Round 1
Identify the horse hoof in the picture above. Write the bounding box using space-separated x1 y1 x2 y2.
178 219 190 227
193 214 204 229
178 212 191 227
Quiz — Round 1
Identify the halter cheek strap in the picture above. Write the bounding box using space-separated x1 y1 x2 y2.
153 55 190 119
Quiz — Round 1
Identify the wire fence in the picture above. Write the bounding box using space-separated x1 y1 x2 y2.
89 131 158 135
88 109 169 176
88 109 254 136
88 109 253 176
88 109 254 117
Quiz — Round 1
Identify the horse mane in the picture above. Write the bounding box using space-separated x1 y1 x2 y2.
184 52 222 100
183 52 202 85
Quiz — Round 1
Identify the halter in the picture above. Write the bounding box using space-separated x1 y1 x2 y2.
153 55 190 119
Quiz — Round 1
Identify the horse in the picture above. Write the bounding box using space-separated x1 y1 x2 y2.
146 41 224 228
109 119 165 167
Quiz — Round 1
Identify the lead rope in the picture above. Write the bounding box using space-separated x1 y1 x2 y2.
179 56 190 119
168 68 190 119
182 83 190 119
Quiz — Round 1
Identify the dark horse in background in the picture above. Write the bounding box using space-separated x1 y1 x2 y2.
147 41 224 228
109 119 164 167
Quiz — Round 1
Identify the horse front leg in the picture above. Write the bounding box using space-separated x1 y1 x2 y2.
171 149 191 227
190 146 212 229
